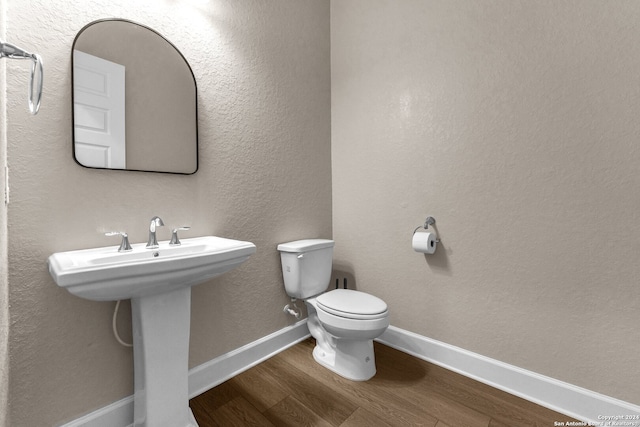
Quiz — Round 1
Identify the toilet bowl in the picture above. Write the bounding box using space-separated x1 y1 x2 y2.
277 239 389 381
306 289 389 380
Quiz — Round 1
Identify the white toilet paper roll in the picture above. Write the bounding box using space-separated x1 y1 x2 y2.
412 232 437 254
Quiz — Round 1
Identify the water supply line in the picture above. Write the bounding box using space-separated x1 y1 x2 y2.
113 300 133 348
283 298 301 319
0 40 43 114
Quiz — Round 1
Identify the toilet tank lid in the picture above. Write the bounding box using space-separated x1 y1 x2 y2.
277 239 335 253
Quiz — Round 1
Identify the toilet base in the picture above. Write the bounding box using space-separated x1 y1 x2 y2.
312 338 376 381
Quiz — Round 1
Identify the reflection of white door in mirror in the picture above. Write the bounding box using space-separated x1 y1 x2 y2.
73 50 126 169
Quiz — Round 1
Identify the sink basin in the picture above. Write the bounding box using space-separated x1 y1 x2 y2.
48 236 256 301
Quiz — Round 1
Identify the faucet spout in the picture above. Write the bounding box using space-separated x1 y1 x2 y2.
146 216 165 249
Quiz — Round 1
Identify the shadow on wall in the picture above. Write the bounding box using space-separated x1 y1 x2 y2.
423 225 452 276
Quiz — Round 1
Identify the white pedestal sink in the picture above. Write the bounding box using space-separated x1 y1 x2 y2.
48 236 256 427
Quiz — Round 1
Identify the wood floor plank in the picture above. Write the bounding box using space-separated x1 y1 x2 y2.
212 396 276 427
277 339 439 426
190 380 241 427
189 399 220 427
489 417 516 427
191 338 580 427
228 361 290 413
408 360 554 426
372 343 491 427
260 352 358 426
263 395 334 427
374 343 573 427
339 407 393 427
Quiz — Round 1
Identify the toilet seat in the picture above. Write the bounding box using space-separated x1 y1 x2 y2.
316 289 388 320
309 295 389 340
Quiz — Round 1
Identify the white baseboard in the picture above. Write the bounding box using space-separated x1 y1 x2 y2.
188 319 310 398
62 322 640 426
58 319 310 427
376 325 640 424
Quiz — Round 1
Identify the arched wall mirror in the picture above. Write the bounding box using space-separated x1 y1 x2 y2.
72 19 198 174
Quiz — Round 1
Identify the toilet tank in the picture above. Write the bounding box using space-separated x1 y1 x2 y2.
277 239 334 299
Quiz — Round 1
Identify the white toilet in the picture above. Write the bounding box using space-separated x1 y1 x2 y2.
277 239 389 381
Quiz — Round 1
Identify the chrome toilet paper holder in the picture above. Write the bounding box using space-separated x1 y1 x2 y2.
413 216 440 242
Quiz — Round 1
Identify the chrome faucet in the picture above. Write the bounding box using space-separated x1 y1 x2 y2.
146 216 165 249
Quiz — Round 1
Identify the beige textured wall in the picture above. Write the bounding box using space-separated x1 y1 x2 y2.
331 0 640 405
1 1 9 425
5 0 330 425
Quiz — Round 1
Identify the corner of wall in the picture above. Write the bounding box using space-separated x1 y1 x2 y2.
0 1 9 426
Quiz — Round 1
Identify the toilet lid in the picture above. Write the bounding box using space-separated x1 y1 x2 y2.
316 289 388 319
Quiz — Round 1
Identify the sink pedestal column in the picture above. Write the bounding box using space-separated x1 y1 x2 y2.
131 286 198 427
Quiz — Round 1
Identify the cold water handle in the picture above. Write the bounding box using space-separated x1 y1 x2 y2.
169 226 191 246
105 231 133 252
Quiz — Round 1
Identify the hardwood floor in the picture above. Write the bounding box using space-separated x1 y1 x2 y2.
190 338 576 427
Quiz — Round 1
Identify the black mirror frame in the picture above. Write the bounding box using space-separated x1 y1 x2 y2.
71 18 199 175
